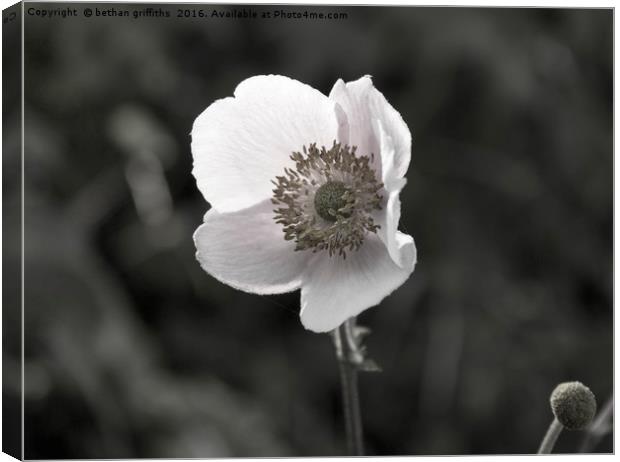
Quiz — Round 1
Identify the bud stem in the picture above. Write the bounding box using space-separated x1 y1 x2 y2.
538 417 564 454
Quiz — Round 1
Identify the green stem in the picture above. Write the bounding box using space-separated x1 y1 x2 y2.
338 354 364 455
334 320 365 456
538 418 563 454
579 395 614 453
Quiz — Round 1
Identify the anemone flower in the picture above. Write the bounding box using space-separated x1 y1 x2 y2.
191 75 416 333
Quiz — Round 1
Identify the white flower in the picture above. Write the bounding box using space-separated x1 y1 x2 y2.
191 75 417 333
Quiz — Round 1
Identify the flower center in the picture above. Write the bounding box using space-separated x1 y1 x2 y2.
314 181 350 222
271 142 383 258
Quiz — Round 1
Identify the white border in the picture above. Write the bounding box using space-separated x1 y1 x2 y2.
0 1 616 462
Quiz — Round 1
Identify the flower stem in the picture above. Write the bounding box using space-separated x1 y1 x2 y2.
338 350 364 455
579 395 614 453
333 319 365 456
538 417 563 454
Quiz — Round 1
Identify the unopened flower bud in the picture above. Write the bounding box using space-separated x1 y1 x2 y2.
550 381 597 430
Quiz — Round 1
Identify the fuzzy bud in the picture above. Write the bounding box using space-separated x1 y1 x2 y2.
550 381 597 430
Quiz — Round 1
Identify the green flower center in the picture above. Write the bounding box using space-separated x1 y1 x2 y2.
314 181 350 222
271 142 384 258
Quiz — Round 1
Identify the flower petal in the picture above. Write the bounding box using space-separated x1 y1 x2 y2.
194 199 310 294
375 118 407 192
329 75 412 181
192 75 347 213
299 234 414 333
381 191 417 270
373 120 417 270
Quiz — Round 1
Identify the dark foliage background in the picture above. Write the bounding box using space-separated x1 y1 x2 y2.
4 3 613 457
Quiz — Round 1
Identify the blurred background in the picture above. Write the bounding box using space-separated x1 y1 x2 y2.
3 3 613 457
